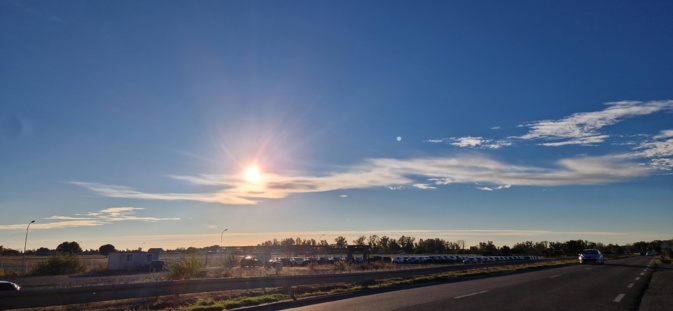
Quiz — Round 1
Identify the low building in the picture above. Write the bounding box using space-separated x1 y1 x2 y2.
107 251 158 271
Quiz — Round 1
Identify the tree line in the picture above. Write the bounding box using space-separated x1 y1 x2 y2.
1 237 667 258
252 235 667 257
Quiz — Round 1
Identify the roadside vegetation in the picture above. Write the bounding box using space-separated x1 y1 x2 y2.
54 258 578 310
29 253 87 276
168 256 204 280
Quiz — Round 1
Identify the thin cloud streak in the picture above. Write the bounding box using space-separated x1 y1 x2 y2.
516 100 673 145
72 154 651 205
0 207 179 231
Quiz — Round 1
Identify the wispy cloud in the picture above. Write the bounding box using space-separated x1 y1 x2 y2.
0 207 179 231
68 101 671 206
425 136 511 149
72 153 651 205
516 100 673 146
476 184 511 191
619 129 673 171
432 100 672 149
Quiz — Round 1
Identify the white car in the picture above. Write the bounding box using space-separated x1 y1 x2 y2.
579 249 604 264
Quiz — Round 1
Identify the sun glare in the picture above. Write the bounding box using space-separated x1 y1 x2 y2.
245 166 261 183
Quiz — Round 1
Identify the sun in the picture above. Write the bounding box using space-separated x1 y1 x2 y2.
245 166 261 183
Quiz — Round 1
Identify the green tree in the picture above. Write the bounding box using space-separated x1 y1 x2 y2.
478 241 497 255
98 244 116 257
353 235 367 246
280 238 296 246
398 236 415 254
368 235 380 253
388 238 402 252
379 236 391 253
334 236 348 248
56 241 82 254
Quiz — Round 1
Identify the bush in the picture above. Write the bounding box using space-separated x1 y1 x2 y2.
29 253 87 275
168 256 203 280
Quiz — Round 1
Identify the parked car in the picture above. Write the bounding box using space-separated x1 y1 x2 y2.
149 260 165 271
578 249 604 264
0 281 20 291
240 256 262 267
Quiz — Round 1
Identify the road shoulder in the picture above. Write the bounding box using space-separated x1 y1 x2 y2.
639 260 673 311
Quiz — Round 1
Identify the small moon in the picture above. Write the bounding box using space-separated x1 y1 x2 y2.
396 136 402 142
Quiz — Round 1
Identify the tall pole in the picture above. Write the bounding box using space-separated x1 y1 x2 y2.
219 228 228 267
220 228 228 244
23 220 35 274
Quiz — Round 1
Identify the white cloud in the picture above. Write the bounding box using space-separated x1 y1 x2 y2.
413 183 437 190
619 129 673 170
476 187 493 191
426 136 512 149
517 100 673 146
653 130 673 140
0 207 179 231
72 153 652 205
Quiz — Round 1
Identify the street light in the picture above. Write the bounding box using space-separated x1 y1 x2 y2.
22 220 35 274
219 228 229 267
220 228 228 244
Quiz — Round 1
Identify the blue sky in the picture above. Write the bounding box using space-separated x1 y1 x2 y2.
1 1 672 251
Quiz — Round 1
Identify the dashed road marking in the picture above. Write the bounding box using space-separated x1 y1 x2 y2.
549 275 561 278
454 290 489 299
635 277 641 281
640 272 645 276
614 294 625 303
627 283 634 288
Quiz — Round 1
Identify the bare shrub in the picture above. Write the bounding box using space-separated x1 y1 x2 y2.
168 256 203 280
29 253 86 276
333 261 349 272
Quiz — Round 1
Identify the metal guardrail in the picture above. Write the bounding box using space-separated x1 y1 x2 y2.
0 259 562 309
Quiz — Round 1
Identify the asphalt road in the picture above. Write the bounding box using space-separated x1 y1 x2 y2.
281 256 655 311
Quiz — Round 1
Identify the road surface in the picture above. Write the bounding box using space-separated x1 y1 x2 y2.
281 256 654 311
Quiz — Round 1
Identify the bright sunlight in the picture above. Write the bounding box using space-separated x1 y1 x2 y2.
245 166 261 183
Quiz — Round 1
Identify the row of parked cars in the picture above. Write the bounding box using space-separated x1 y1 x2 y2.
393 255 540 265
267 256 345 267
259 254 541 268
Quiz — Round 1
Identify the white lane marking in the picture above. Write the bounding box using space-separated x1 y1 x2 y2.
635 277 640 281
454 290 489 299
627 283 634 288
549 275 561 278
640 272 645 276
586 268 592 270
614 294 626 303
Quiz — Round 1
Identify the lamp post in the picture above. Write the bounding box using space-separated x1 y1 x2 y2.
22 220 35 274
220 228 228 244
219 228 228 266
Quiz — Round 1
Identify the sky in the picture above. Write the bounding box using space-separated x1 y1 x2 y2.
1 1 672 252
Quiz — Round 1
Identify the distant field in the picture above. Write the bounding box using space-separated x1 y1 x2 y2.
1 254 109 275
